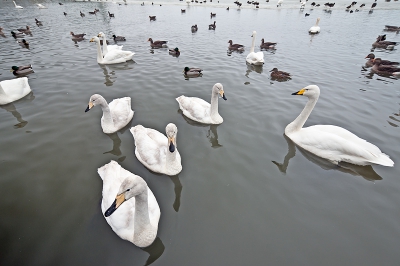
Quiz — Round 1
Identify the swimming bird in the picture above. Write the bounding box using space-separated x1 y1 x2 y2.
372 35 397 49
270 68 291 81
0 77 31 105
11 31 24 38
59 2 63 5
0 27 5 37
285 85 394 167
210 12 216 17
70 32 86 39
35 18 43 26
260 38 277 49
108 11 115 18
372 58 400 76
90 36 134 65
112 35 126 41
182 67 202 77
13 1 23 9
370 2 376 10
64 12 67 16
99 160 160 248
176 83 227 124
246 31 264 65
11 65 34 76
309 17 320 34
191 24 198 32
147 38 168 48
17 26 31 34
149 15 156 21
365 53 399 67
85 93 134 134
305 13 310 16
181 9 186 13
228 40 244 51
37 3 47 9
384 25 400 31
80 11 85 17
277 0 283 7
17 39 29 48
130 123 182 176
169 47 180 56
209 21 216 30
97 32 124 56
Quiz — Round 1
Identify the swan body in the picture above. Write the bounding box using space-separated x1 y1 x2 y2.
0 77 31 105
13 1 23 9
85 94 134 134
97 32 123 56
130 123 182 176
246 31 264 66
176 83 227 124
99 160 160 248
37 4 47 9
285 85 394 167
309 18 321 34
90 36 134 64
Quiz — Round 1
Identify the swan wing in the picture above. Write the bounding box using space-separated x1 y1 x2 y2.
103 50 130 64
246 52 264 64
176 96 211 123
109 97 134 129
0 77 31 105
108 44 123 51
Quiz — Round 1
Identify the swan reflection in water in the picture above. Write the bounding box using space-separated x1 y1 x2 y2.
0 92 35 128
245 63 263 77
273 134 383 181
142 237 165 266
102 119 134 162
169 175 182 212
98 61 135 86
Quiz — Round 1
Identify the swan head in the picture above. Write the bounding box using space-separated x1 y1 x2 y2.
291 85 320 98
97 32 105 39
251 31 257 37
213 83 227 101
166 123 178 153
85 94 104 112
104 175 147 217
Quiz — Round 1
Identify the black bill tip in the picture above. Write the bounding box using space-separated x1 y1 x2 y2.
104 199 117 217
169 141 175 153
291 92 299 95
222 94 227 100
85 105 90 112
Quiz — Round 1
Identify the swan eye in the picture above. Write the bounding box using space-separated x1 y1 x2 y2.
126 189 130 192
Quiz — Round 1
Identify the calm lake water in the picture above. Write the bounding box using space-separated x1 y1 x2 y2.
1 1 400 265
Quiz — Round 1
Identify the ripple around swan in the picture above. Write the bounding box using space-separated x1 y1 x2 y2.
1 2 400 266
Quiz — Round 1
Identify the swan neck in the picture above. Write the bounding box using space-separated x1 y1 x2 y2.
99 101 113 125
102 36 109 54
210 91 219 118
250 33 256 53
95 40 104 63
286 95 318 134
133 190 153 243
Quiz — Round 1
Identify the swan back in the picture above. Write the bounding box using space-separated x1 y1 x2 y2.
0 77 31 105
309 18 321 33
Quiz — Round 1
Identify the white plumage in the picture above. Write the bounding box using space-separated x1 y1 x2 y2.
97 32 124 56
309 18 321 34
285 85 394 167
246 31 264 66
0 77 31 105
13 1 23 8
90 36 134 64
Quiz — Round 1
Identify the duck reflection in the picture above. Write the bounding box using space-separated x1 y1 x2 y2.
0 92 34 129
245 63 263 77
142 237 165 266
272 134 383 181
387 104 400 127
98 62 135 86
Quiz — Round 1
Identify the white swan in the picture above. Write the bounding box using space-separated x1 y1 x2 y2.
13 1 23 8
285 85 394 167
97 32 123 56
99 160 160 248
90 36 134 64
246 31 264 66
277 0 283 7
130 123 182 176
309 18 321 34
0 77 31 105
37 3 47 9
176 83 227 124
85 94 134 134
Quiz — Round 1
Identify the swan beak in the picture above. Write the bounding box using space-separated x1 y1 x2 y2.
85 102 94 112
104 193 125 217
219 90 227 100
292 88 305 95
168 137 175 153
89 38 95 42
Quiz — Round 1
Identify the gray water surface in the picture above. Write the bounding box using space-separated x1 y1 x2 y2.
1 2 400 266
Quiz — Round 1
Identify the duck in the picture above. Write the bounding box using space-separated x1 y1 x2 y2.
309 17 320 34
260 38 277 49
85 93 134 134
90 36 134 65
285 85 394 167
169 47 180 56
11 65 34 76
35 18 43 26
97 32 124 55
37 3 47 9
64 12 67 16
130 123 182 176
384 25 400 31
70 32 86 39
147 38 168 48
0 27 5 37
209 21 216 30
11 31 23 38
183 67 202 77
13 1 23 9
17 26 31 34
112 35 126 41
246 31 264 65
371 58 400 76
372 35 398 50
108 11 115 18
0 77 31 105
191 24 198 32
210 12 216 17
17 39 29 48
80 11 85 17
270 68 291 81
176 83 227 124
149 15 156 21
98 160 160 248
228 40 244 51
365 53 399 67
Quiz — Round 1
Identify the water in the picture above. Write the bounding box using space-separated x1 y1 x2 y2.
1 1 400 265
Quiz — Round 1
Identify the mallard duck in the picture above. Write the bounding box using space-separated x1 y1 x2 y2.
309 18 320 34
191 24 198 32
149 15 156 21
246 31 264 65
228 40 244 51
209 21 216 30
0 77 31 105
13 1 23 9
90 36 134 64
365 53 399 67
99 160 160 248
169 47 180 56
176 83 227 124
130 123 182 176
285 85 394 166
85 93 134 134
183 67 202 77
260 38 277 49
11 31 23 38
112 35 126 41
17 39 29 47
371 58 400 76
148 38 168 48
270 68 291 81
11 65 34 76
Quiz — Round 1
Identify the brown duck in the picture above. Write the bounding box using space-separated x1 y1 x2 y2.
260 38 277 49
372 58 400 76
270 68 291 81
148 38 168 48
365 53 399 67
